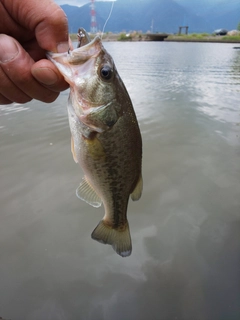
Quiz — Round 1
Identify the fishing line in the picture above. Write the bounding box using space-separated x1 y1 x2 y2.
101 1 115 39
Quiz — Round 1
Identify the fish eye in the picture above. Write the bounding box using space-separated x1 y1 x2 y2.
100 65 113 81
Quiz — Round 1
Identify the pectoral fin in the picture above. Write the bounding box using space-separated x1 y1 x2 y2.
71 136 78 163
131 174 143 201
76 177 102 208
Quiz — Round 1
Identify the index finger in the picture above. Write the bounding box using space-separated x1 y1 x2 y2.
2 0 69 53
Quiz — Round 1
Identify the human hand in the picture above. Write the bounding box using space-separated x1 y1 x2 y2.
0 0 69 105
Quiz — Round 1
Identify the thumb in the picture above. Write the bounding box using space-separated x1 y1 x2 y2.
35 5 69 53
2 0 69 53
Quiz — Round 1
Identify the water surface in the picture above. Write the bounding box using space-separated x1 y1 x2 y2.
0 42 240 320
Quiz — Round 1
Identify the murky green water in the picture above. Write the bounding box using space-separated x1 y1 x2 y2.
0 42 240 320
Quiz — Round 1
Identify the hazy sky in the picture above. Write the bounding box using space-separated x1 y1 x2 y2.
54 0 114 7
53 0 227 6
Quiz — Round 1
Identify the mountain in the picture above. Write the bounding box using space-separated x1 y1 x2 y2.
61 0 240 34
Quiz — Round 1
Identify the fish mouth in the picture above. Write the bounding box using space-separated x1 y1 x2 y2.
47 31 102 66
46 28 110 112
69 35 102 63
46 30 103 99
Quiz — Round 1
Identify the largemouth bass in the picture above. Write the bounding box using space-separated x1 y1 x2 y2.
47 29 142 257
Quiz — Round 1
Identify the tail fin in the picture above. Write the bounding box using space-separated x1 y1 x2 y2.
91 220 132 257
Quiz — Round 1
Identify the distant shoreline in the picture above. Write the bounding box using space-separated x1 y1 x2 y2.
70 33 240 44
165 35 240 43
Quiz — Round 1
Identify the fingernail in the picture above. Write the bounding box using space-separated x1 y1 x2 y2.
0 35 19 63
32 67 59 85
57 42 69 53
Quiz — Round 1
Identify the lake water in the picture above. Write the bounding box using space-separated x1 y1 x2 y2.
0 42 240 320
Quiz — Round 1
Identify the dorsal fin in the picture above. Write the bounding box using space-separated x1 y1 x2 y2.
76 177 102 208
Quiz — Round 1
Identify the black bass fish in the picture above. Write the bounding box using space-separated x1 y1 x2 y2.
47 29 142 257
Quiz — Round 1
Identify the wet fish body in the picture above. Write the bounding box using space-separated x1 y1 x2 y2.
47 30 142 257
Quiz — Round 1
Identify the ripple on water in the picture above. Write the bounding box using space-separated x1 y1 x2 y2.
0 103 30 115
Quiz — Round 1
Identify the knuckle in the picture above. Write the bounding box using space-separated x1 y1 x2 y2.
41 91 59 103
16 70 31 84
15 96 32 104
0 97 12 105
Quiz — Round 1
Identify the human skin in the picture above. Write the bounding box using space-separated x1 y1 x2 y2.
0 0 70 104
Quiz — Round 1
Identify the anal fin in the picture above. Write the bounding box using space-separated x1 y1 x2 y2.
76 177 102 208
131 174 143 201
